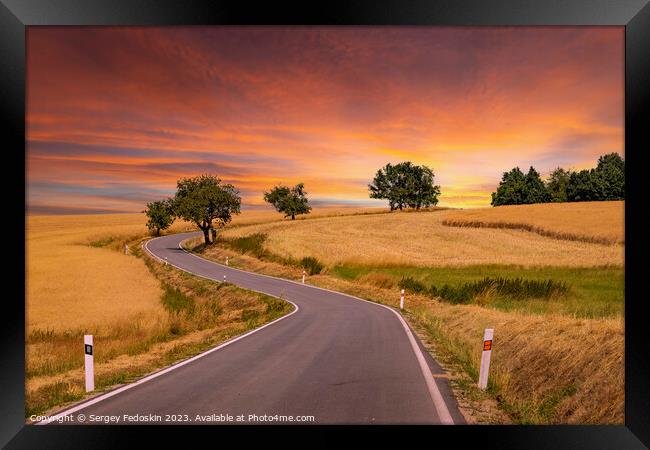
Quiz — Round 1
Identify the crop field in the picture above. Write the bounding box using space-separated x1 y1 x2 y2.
193 200 625 423
27 214 170 333
25 211 298 416
26 201 625 423
220 205 624 268
441 201 624 245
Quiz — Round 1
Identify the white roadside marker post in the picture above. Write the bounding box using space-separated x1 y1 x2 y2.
164 256 168 266
226 256 229 266
400 289 405 310
302 270 306 284
478 328 494 389
124 243 129 255
84 335 94 392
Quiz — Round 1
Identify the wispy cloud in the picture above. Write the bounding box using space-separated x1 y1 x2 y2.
27 27 623 213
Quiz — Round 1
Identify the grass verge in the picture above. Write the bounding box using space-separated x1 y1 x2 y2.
189 237 624 424
25 233 293 418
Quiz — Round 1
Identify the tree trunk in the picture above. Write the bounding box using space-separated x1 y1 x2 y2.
202 228 210 245
291 214 295 220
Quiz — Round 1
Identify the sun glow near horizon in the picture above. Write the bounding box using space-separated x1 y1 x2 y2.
26 27 623 214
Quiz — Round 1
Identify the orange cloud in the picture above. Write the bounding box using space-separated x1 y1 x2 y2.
26 27 623 213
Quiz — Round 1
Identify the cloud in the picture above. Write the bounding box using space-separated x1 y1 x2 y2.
26 27 623 213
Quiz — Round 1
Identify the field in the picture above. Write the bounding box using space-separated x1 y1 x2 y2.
26 207 380 332
26 201 625 423
191 200 625 424
220 207 624 268
441 201 624 245
27 214 170 333
25 212 295 416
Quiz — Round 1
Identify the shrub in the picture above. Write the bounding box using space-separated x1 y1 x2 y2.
300 256 324 275
161 284 195 313
398 276 428 294
226 233 267 258
430 277 570 304
357 272 396 289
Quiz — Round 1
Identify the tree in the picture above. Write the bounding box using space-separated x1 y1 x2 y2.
566 169 598 202
491 167 526 206
368 162 441 211
263 183 312 220
523 166 550 204
144 199 175 236
594 152 625 200
545 167 572 202
172 174 241 245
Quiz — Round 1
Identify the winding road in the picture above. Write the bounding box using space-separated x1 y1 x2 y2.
41 232 464 425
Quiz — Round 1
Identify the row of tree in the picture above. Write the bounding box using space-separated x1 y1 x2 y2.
491 153 625 206
146 162 443 241
144 175 314 244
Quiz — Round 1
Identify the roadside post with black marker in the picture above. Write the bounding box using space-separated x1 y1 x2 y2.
84 335 94 392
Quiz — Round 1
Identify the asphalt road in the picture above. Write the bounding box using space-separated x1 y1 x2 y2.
41 232 465 425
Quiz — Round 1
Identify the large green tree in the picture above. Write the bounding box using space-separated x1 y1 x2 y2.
545 167 572 202
263 183 312 220
491 167 526 206
523 166 551 204
594 152 625 200
172 174 241 244
144 198 175 236
368 162 441 211
566 169 599 202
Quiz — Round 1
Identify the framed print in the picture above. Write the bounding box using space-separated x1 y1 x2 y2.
2 0 649 448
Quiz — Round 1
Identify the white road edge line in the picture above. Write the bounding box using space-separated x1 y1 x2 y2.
35 242 299 425
174 233 455 425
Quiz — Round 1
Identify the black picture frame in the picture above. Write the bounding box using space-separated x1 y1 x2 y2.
3 1 649 448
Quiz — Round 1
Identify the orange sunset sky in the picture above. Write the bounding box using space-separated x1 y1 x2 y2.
26 26 624 214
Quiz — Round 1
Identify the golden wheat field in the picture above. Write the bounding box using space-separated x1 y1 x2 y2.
25 207 381 332
442 201 624 245
220 203 625 268
27 214 167 333
195 238 624 424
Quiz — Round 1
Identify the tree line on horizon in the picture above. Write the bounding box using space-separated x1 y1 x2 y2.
143 175 314 244
143 161 444 242
491 152 625 206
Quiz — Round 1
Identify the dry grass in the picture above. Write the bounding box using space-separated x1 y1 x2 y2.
220 205 624 268
25 212 296 416
26 214 171 333
409 303 623 424
25 207 369 332
442 201 624 245
193 243 623 424
228 206 390 227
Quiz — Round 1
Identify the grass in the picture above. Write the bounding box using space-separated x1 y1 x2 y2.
441 201 624 245
191 206 624 424
26 256 293 416
220 203 624 268
217 232 325 275
223 232 268 258
25 212 300 418
27 204 624 424
398 275 570 304
334 265 623 318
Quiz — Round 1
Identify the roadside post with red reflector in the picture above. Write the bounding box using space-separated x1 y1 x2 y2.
400 289 405 310
478 328 494 389
302 270 306 284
